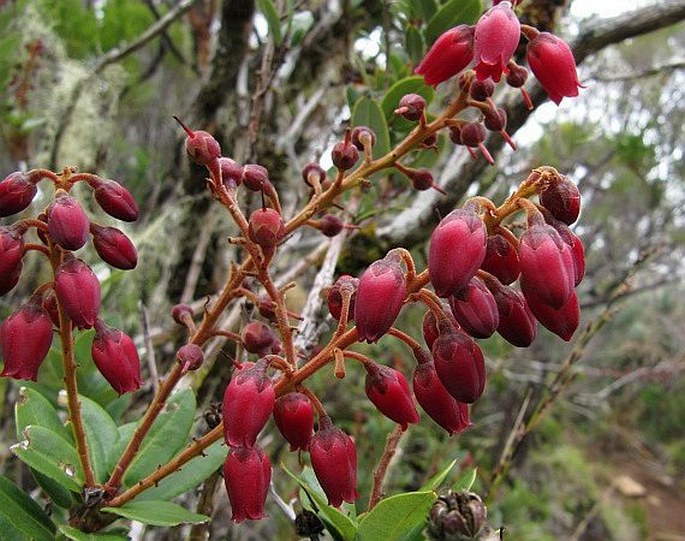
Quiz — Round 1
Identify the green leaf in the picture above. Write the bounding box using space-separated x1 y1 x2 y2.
77 395 119 483
452 468 477 491
421 458 458 491
405 25 425 65
109 423 136 475
138 440 226 501
58 524 129 541
11 426 83 492
381 76 435 121
123 389 196 486
281 463 357 541
14 387 69 441
416 0 438 20
0 475 55 541
101 501 208 527
357 491 436 541
289 10 313 47
351 97 391 160
30 468 74 509
257 0 282 45
425 0 482 44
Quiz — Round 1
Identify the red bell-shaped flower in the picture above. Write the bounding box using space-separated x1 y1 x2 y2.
432 330 486 404
485 277 537 347
481 232 520 285
91 224 138 270
473 2 521 82
354 255 406 343
0 297 53 381
222 359 275 448
0 172 37 217
273 392 315 451
539 174 581 225
415 25 475 87
422 310 459 350
365 363 419 429
521 284 580 341
94 180 139 222
223 445 271 522
412 352 472 435
527 32 583 105
309 416 358 507
47 193 90 250
449 277 499 339
54 257 101 329
91 319 142 394
545 217 585 286
429 208 487 298
518 224 575 309
0 226 25 294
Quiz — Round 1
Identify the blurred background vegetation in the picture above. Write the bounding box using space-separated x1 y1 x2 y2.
0 0 683 539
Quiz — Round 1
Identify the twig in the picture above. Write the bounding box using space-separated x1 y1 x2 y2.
139 302 159 393
181 211 218 304
368 425 405 510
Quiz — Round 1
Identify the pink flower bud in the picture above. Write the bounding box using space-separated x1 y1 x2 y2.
91 319 142 394
0 172 37 216
0 298 53 381
223 445 271 522
309 417 358 507
354 255 406 343
47 194 90 250
449 277 499 339
175 117 222 166
429 208 487 297
486 278 537 347
459 122 487 147
431 330 486 404
171 303 193 325
222 360 275 448
241 321 279 356
327 275 359 321
331 141 359 171
412 354 472 435
301 162 327 187
469 79 495 101
351 126 376 151
527 32 583 105
54 257 101 329
522 284 579 341
473 2 521 82
90 224 137 270
176 343 204 374
42 293 60 328
0 226 25 290
518 224 575 309
545 217 585 286
365 363 419 429
248 208 285 251
242 164 270 192
94 180 139 222
0 263 22 297
539 174 581 224
395 93 426 121
415 25 475 87
481 232 520 285
219 157 243 190
273 392 315 451
318 214 344 237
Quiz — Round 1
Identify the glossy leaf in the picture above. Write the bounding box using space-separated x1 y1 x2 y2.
421 458 458 491
77 395 119 483
357 491 436 541
425 0 482 43
58 524 129 541
452 467 477 491
11 426 83 492
0 475 55 541
30 468 74 509
101 501 208 527
138 441 225 501
351 97 391 160
14 387 68 440
405 25 425 64
123 389 196 486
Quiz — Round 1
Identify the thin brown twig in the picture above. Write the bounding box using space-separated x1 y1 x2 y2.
368 425 405 510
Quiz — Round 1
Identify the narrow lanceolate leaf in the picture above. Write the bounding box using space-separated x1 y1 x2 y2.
14 386 69 441
421 458 458 491
357 491 436 541
101 501 208 527
257 0 282 45
76 395 119 483
425 0 482 43
351 97 391 160
452 467 477 491
59 524 129 541
30 468 74 509
123 389 196 486
0 474 56 541
138 440 225 501
10 426 83 492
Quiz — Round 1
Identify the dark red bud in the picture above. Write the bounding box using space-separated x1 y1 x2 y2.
177 343 204 374
331 141 359 171
432 330 486 404
0 226 25 293
486 278 537 347
222 360 275 448
242 164 270 192
327 275 359 321
318 214 344 237
365 363 419 429
483 108 507 132
409 169 435 191
469 79 495 101
544 217 585 285
171 303 193 326
46 194 90 250
0 172 37 216
94 180 139 222
54 257 101 329
350 126 376 151
273 392 315 451
309 417 359 507
459 122 487 147
90 224 137 270
301 163 327 187
248 208 285 251
429 208 487 297
223 446 271 522
92 319 142 394
241 321 278 356
449 277 499 339
481 232 520 285
219 157 243 190
522 284 579 341
42 292 60 328
0 298 53 381
539 175 581 225
506 62 529 88
395 93 426 121
175 117 222 166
